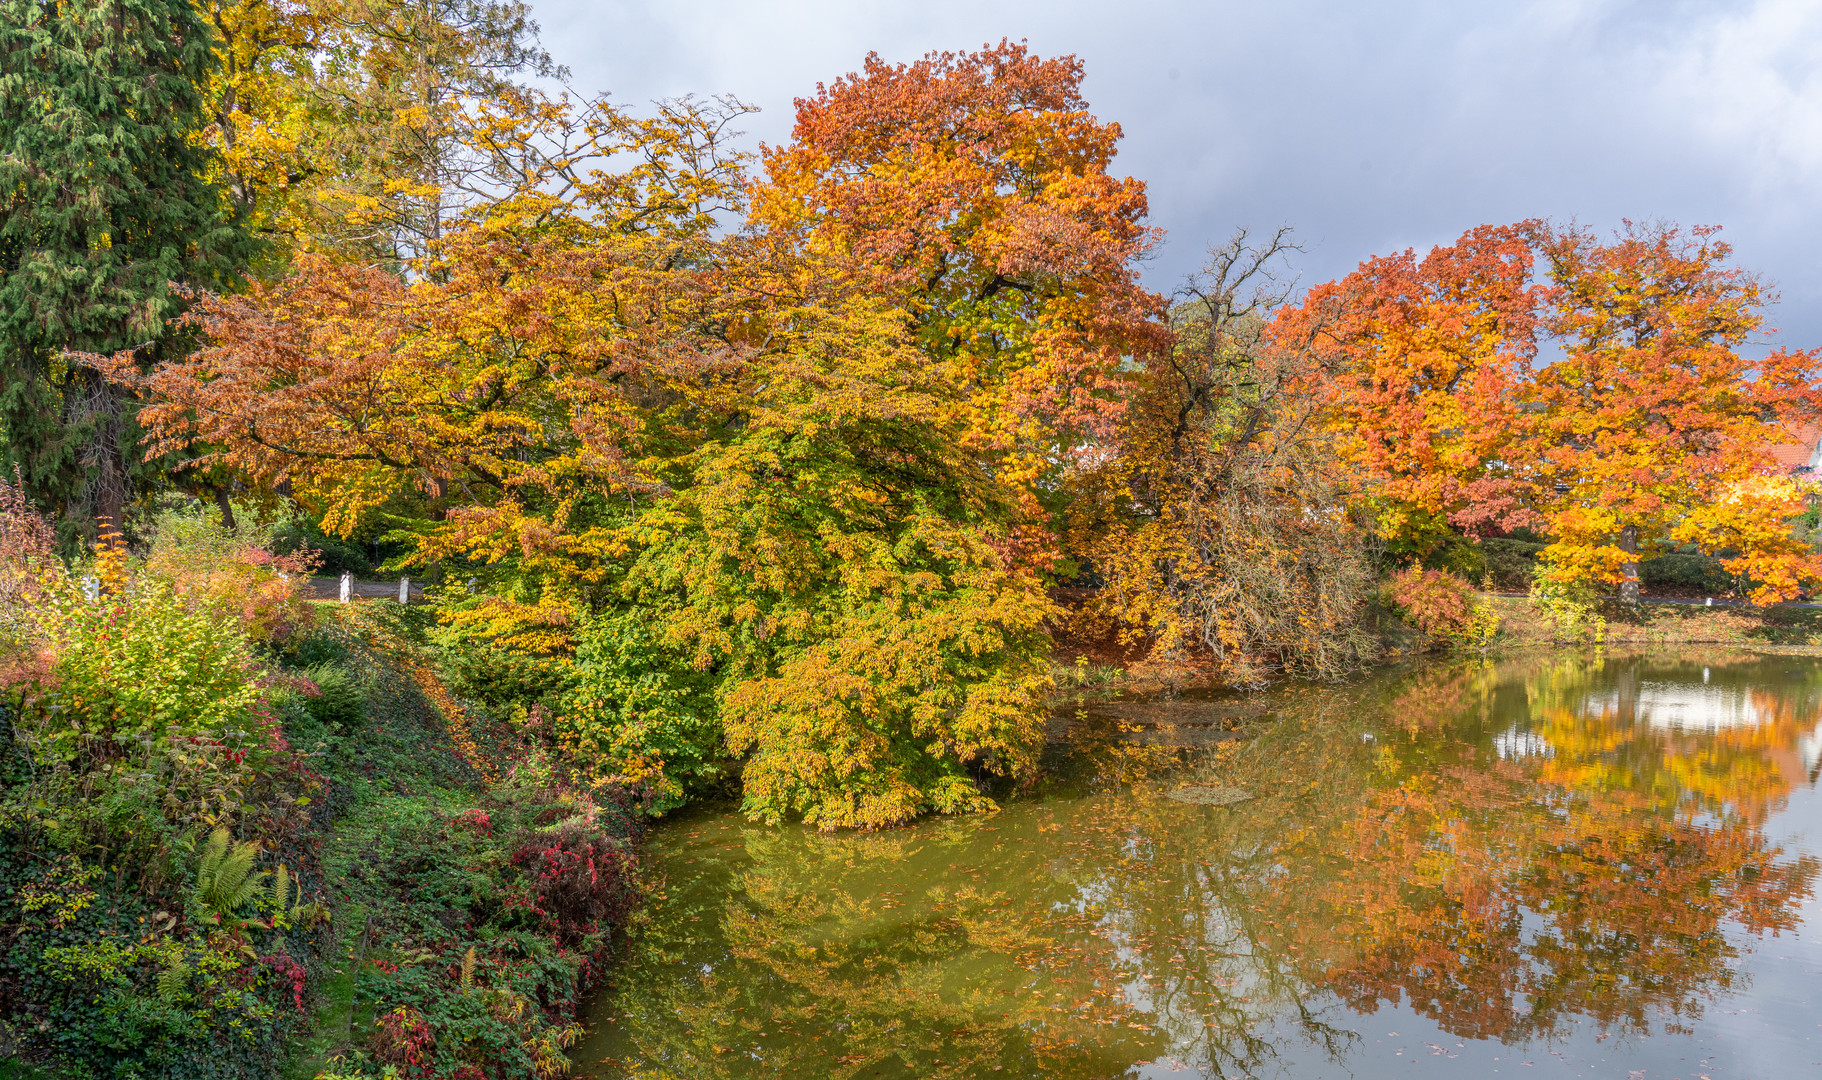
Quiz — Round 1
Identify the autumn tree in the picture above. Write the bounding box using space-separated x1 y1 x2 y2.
1294 221 1822 603
748 40 1168 565
0 0 255 540
1065 229 1379 683
1529 222 1822 602
1279 222 1541 556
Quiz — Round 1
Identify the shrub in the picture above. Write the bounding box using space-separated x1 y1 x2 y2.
1481 538 1546 590
0 468 56 612
557 611 720 814
434 629 573 721
143 505 317 646
310 746 637 1080
510 820 637 947
1640 552 1736 594
0 516 323 1080
270 520 371 578
1382 568 1497 650
1528 563 1607 643
372 1005 435 1074
301 662 365 730
1421 535 1489 582
7 576 275 854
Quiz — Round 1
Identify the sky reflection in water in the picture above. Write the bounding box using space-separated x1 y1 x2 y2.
578 653 1822 1079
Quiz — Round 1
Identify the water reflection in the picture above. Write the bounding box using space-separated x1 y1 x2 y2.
580 653 1821 1079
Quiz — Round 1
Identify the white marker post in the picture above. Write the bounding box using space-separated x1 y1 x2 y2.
339 572 352 603
398 577 409 605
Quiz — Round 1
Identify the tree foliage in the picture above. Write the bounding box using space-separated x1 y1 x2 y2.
1065 229 1380 683
750 40 1168 562
116 50 1094 828
0 0 255 536
1288 221 1822 603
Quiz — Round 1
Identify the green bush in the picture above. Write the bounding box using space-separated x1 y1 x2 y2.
558 610 722 813
8 578 273 858
1481 538 1546 590
1529 564 1606 643
270 521 371 578
434 631 572 720
0 844 304 1080
301 663 365 731
1472 541 1739 596
1420 536 1489 583
1640 552 1736 594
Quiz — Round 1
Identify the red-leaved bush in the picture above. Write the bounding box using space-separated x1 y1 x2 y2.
0 468 56 611
510 821 636 947
373 1005 436 1076
454 808 492 835
143 506 319 646
1383 567 1480 639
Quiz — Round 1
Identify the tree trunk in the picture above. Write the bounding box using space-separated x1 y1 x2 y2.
67 366 129 540
215 484 239 533
1618 524 1641 604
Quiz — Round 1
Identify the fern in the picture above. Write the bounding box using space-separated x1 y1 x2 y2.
156 954 190 1000
271 863 291 914
195 826 268 922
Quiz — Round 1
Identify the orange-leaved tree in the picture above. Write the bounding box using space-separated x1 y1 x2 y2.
1292 220 1822 603
748 40 1168 567
1529 222 1822 602
1278 222 1541 556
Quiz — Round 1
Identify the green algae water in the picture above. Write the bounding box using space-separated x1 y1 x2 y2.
577 653 1822 1079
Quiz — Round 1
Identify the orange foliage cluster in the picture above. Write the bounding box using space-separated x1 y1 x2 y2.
751 43 1167 564
1380 567 1488 644
1286 221 1822 601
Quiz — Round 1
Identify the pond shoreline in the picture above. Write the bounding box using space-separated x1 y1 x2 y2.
1050 594 1822 702
576 650 1822 1080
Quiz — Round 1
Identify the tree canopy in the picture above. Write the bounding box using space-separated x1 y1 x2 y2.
10 21 1818 827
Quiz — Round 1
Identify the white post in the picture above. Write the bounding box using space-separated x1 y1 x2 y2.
398 577 409 604
1705 597 1713 607
82 576 99 603
339 572 352 604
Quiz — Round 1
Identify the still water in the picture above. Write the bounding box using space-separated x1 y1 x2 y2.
579 653 1822 1079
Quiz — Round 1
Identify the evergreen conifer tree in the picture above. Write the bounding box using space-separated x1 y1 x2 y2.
0 0 253 541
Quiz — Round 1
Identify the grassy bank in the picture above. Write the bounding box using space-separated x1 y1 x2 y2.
0 594 641 1080
1044 592 1822 700
1491 596 1822 649
280 602 642 1080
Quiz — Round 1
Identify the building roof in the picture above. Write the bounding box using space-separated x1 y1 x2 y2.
1770 424 1822 472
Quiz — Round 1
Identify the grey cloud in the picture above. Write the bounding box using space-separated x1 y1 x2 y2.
534 0 1822 345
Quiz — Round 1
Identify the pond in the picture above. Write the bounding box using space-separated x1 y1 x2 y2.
576 653 1822 1079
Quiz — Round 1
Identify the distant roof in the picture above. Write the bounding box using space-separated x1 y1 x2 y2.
1770 424 1822 471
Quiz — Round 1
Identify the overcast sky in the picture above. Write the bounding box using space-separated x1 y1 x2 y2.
533 0 1822 346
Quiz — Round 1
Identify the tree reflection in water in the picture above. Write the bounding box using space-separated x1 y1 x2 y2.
580 654 1819 1079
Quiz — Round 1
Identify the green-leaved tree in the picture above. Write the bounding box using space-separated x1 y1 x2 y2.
0 0 254 542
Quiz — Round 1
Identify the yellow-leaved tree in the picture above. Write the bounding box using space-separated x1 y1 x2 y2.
114 65 1061 827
